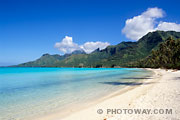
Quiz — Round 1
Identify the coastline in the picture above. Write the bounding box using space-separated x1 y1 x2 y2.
61 68 180 120
35 68 180 120
33 68 152 120
0 67 150 120
34 68 180 120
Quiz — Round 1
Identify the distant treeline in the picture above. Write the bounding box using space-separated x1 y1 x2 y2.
137 37 180 69
15 31 180 69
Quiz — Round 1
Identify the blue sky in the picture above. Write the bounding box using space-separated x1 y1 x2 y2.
0 0 180 66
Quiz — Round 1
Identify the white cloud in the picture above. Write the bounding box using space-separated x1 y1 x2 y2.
80 41 110 53
122 7 164 40
54 36 81 53
156 22 180 31
55 36 110 54
122 7 180 41
142 7 164 18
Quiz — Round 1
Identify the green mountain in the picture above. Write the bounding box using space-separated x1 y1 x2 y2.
137 37 180 69
16 31 180 68
17 50 86 67
17 54 65 67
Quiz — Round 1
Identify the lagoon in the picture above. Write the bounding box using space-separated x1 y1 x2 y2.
0 67 151 120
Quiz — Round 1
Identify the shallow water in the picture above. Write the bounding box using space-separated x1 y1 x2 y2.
0 67 152 120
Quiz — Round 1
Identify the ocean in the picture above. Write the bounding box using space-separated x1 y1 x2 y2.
0 67 152 120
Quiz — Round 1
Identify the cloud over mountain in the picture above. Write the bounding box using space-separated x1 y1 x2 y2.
80 41 110 54
122 7 180 41
156 22 180 31
54 36 80 53
55 36 110 54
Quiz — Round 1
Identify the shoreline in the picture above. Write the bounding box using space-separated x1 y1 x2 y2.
34 68 165 120
61 68 180 120
63 68 161 120
35 68 180 120
0 67 151 120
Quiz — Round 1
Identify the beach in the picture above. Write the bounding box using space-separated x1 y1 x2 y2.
41 69 180 120
0 68 150 120
2 1 180 120
1 68 180 120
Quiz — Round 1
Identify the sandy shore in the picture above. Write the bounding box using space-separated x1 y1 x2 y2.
37 69 180 120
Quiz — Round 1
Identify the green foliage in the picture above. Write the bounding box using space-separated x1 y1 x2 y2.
17 54 66 67
138 37 180 69
15 31 180 68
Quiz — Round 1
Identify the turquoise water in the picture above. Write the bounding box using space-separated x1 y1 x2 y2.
0 67 151 120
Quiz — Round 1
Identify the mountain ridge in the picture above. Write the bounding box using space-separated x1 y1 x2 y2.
15 31 180 68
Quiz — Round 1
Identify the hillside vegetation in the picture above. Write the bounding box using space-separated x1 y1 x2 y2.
16 31 180 69
138 37 180 69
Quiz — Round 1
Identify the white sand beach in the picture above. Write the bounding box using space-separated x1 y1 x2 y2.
37 69 180 120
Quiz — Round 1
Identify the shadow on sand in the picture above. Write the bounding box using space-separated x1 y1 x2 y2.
120 77 152 80
173 77 180 80
99 81 154 86
99 76 155 86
